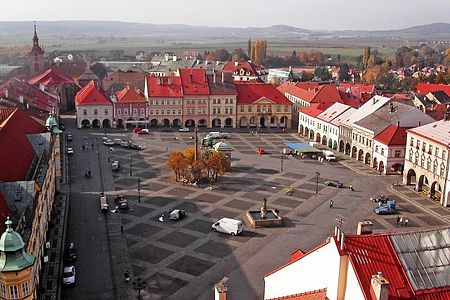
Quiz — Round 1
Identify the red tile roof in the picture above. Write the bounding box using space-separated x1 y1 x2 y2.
417 83 450 96
298 103 331 118
0 78 58 113
0 108 46 181
28 68 74 86
295 82 320 91
235 82 291 105
267 289 327 300
223 61 258 76
146 76 183 98
102 71 146 91
339 83 375 95
179 68 210 95
374 125 408 146
115 86 145 103
75 81 111 106
342 233 450 300
278 83 342 105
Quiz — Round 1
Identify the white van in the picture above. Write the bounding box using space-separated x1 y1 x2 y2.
209 132 221 139
323 150 336 161
212 218 243 236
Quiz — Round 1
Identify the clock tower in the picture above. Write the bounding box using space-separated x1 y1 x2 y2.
28 21 45 77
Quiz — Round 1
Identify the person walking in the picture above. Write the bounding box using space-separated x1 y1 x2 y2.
396 215 401 225
124 271 130 282
405 218 409 227
329 199 334 208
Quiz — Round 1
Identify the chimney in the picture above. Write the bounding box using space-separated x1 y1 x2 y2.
371 272 390 300
215 277 229 300
340 232 345 250
222 72 225 83
357 221 373 235
418 120 422 126
397 121 400 127
234 61 239 67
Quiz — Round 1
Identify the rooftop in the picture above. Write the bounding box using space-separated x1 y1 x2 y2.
28 68 74 86
146 76 183 98
374 125 408 146
75 80 111 106
235 82 291 105
408 119 450 147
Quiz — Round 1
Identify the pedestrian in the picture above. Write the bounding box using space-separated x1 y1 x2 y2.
349 185 354 191
399 216 404 226
396 215 400 225
329 199 334 208
158 214 164 222
405 218 409 227
121 225 124 233
91 143 94 150
107 157 110 162
379 169 382 175
124 271 130 282
165 147 168 152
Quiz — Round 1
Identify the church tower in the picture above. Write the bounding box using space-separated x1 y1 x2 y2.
28 21 45 77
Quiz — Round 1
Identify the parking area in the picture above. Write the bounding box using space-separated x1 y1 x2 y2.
64 121 447 300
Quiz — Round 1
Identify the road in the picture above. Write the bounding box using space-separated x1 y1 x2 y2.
62 116 114 300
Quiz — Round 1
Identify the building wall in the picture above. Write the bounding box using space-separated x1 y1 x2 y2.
345 260 366 300
209 94 237 128
403 131 449 207
0 267 33 300
114 102 148 126
76 104 113 128
351 126 374 163
237 101 291 129
373 141 405 175
183 96 209 126
264 242 341 299
147 97 183 126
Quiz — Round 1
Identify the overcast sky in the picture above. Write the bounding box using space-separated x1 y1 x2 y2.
1 0 449 30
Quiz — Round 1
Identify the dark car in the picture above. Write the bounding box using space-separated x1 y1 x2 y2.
65 242 77 261
168 209 186 220
324 180 344 188
370 194 390 204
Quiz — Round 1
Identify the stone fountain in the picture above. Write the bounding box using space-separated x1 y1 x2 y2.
245 198 283 227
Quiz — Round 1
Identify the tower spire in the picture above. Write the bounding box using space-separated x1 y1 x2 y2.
33 20 39 46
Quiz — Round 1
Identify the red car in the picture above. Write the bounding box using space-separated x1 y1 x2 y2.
133 128 143 133
257 148 265 155
137 129 149 135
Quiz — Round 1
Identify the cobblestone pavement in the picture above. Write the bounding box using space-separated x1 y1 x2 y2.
65 124 448 300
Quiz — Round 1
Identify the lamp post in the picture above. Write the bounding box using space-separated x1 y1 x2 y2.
280 152 284 172
314 172 320 195
137 178 141 203
129 156 133 177
132 277 147 300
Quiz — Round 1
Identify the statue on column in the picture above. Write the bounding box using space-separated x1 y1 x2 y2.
260 197 268 219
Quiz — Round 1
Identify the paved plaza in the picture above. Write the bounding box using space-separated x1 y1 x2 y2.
62 118 448 300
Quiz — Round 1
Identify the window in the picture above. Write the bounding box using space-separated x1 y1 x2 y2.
410 137 414 146
268 106 272 112
83 109 87 116
225 99 228 104
436 147 440 157
104 109 108 115
440 163 446 176
230 99 233 104
395 150 401 158
117 109 121 116
421 154 425 167
240 106 244 112
9 285 18 299
133 109 138 115
422 142 426 152
213 108 216 115
277 106 281 112
248 106 252 112
429 145 433 154
178 109 182 114
284 106 289 112
381 148 384 156
416 140 420 149
443 150 447 160
161 109 164 115
155 110 159 115
427 157 432 170
225 108 228 114
124 109 128 115
172 110 176 115
409 149 413 162
230 108 233 114
0 284 6 298
257 106 261 112
433 160 438 173
414 152 419 164
213 99 216 104
149 110 153 115
22 281 29 296
155 100 159 105
140 109 145 115
93 109 98 115
217 108 221 114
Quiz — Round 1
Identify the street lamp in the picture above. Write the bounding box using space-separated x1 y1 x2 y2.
137 178 141 203
132 277 147 300
314 172 320 195
129 156 133 177
280 152 284 172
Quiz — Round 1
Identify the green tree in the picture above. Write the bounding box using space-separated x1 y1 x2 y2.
339 63 351 82
247 38 252 58
363 46 371 69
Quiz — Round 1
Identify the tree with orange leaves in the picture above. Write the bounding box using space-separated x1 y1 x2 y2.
166 151 188 182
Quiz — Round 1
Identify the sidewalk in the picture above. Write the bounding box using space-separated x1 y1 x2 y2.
387 184 450 223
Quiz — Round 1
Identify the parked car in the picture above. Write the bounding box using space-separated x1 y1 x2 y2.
129 142 144 150
65 243 77 261
66 133 73 142
67 147 74 155
324 180 343 188
212 217 243 236
133 127 143 133
370 194 390 204
137 129 149 135
179 128 190 132
257 148 265 155
168 209 186 220
111 160 120 171
114 194 129 210
100 195 108 212
103 139 115 146
63 266 76 285
375 200 397 215
113 139 122 146
120 140 129 148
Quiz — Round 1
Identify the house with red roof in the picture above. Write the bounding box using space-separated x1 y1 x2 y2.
297 103 332 140
145 75 184 127
102 71 147 93
28 68 78 112
338 83 375 101
223 61 267 82
373 125 408 175
112 86 147 128
264 226 450 300
235 82 292 129
75 81 113 128
179 69 210 127
417 83 450 96
0 78 59 123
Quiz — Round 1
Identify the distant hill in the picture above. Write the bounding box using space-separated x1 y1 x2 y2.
0 20 449 41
